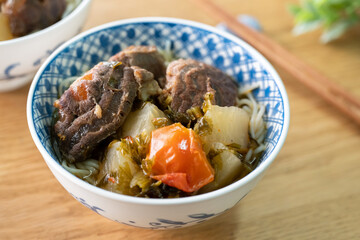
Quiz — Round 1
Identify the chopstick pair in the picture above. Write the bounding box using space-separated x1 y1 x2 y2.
194 0 360 126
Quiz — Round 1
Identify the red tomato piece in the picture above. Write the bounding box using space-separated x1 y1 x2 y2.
147 123 214 192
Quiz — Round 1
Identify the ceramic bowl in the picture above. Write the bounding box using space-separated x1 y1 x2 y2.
0 0 92 92
27 17 290 229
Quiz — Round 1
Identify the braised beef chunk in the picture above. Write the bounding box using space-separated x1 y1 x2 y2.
1 0 66 37
54 62 138 162
109 46 166 87
163 59 238 115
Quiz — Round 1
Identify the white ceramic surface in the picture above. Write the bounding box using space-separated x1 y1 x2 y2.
0 0 92 92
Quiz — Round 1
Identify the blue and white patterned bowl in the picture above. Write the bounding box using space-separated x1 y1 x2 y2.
0 0 92 92
27 17 290 229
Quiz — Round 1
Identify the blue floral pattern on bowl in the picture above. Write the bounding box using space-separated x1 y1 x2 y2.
29 18 287 228
70 190 239 229
2 42 64 80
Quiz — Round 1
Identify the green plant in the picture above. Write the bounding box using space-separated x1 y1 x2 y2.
289 0 360 43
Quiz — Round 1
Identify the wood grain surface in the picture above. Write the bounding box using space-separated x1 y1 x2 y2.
1 0 360 239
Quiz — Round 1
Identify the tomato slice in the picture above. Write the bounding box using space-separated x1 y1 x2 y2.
146 123 214 192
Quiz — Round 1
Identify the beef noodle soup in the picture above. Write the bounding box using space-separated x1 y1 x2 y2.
52 45 267 198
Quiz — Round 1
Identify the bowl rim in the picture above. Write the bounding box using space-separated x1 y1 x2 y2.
0 0 92 46
27 17 290 206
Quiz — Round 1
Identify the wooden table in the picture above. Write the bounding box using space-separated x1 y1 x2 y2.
1 0 360 239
